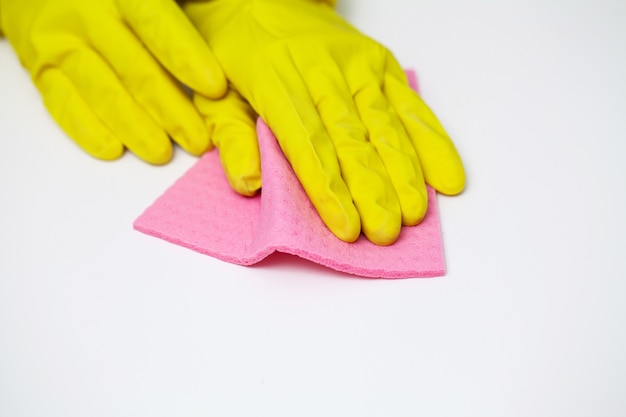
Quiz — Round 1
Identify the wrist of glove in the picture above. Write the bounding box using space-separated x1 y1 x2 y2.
1 0 228 164
184 0 465 245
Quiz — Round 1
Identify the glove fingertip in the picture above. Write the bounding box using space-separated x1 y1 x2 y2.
176 130 212 156
400 190 428 227
362 220 401 246
218 140 262 196
201 65 228 99
232 175 262 197
437 173 466 196
87 140 125 161
324 206 361 243
188 57 227 99
330 222 361 244
429 160 466 196
136 141 174 165
224 157 262 196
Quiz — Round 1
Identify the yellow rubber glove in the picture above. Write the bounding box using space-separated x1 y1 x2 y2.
195 88 262 196
0 0 228 164
184 0 465 245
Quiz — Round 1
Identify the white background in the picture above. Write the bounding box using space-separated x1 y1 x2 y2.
1 0 625 416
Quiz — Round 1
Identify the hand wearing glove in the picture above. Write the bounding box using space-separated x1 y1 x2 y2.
0 0 228 163
182 0 466 245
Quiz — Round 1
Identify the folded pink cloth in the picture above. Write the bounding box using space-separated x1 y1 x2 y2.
134 70 445 278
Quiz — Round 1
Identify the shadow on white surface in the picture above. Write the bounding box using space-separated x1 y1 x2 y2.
251 251 375 281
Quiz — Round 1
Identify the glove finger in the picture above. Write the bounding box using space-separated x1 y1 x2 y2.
295 47 401 245
52 47 172 164
88 19 210 157
344 63 429 226
385 60 466 195
117 0 227 98
255 48 360 243
195 90 261 197
36 68 124 160
356 79 428 225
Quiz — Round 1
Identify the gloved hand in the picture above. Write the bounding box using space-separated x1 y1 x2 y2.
0 0 228 163
183 0 465 245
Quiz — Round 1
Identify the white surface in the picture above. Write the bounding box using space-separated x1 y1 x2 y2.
1 1 626 416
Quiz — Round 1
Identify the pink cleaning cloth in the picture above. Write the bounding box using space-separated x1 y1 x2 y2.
134 70 445 278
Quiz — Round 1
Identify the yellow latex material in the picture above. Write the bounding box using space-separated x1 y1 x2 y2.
0 0 227 164
184 0 465 245
195 88 261 196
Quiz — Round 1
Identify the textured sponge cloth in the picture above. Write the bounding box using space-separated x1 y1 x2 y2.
133 70 446 278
